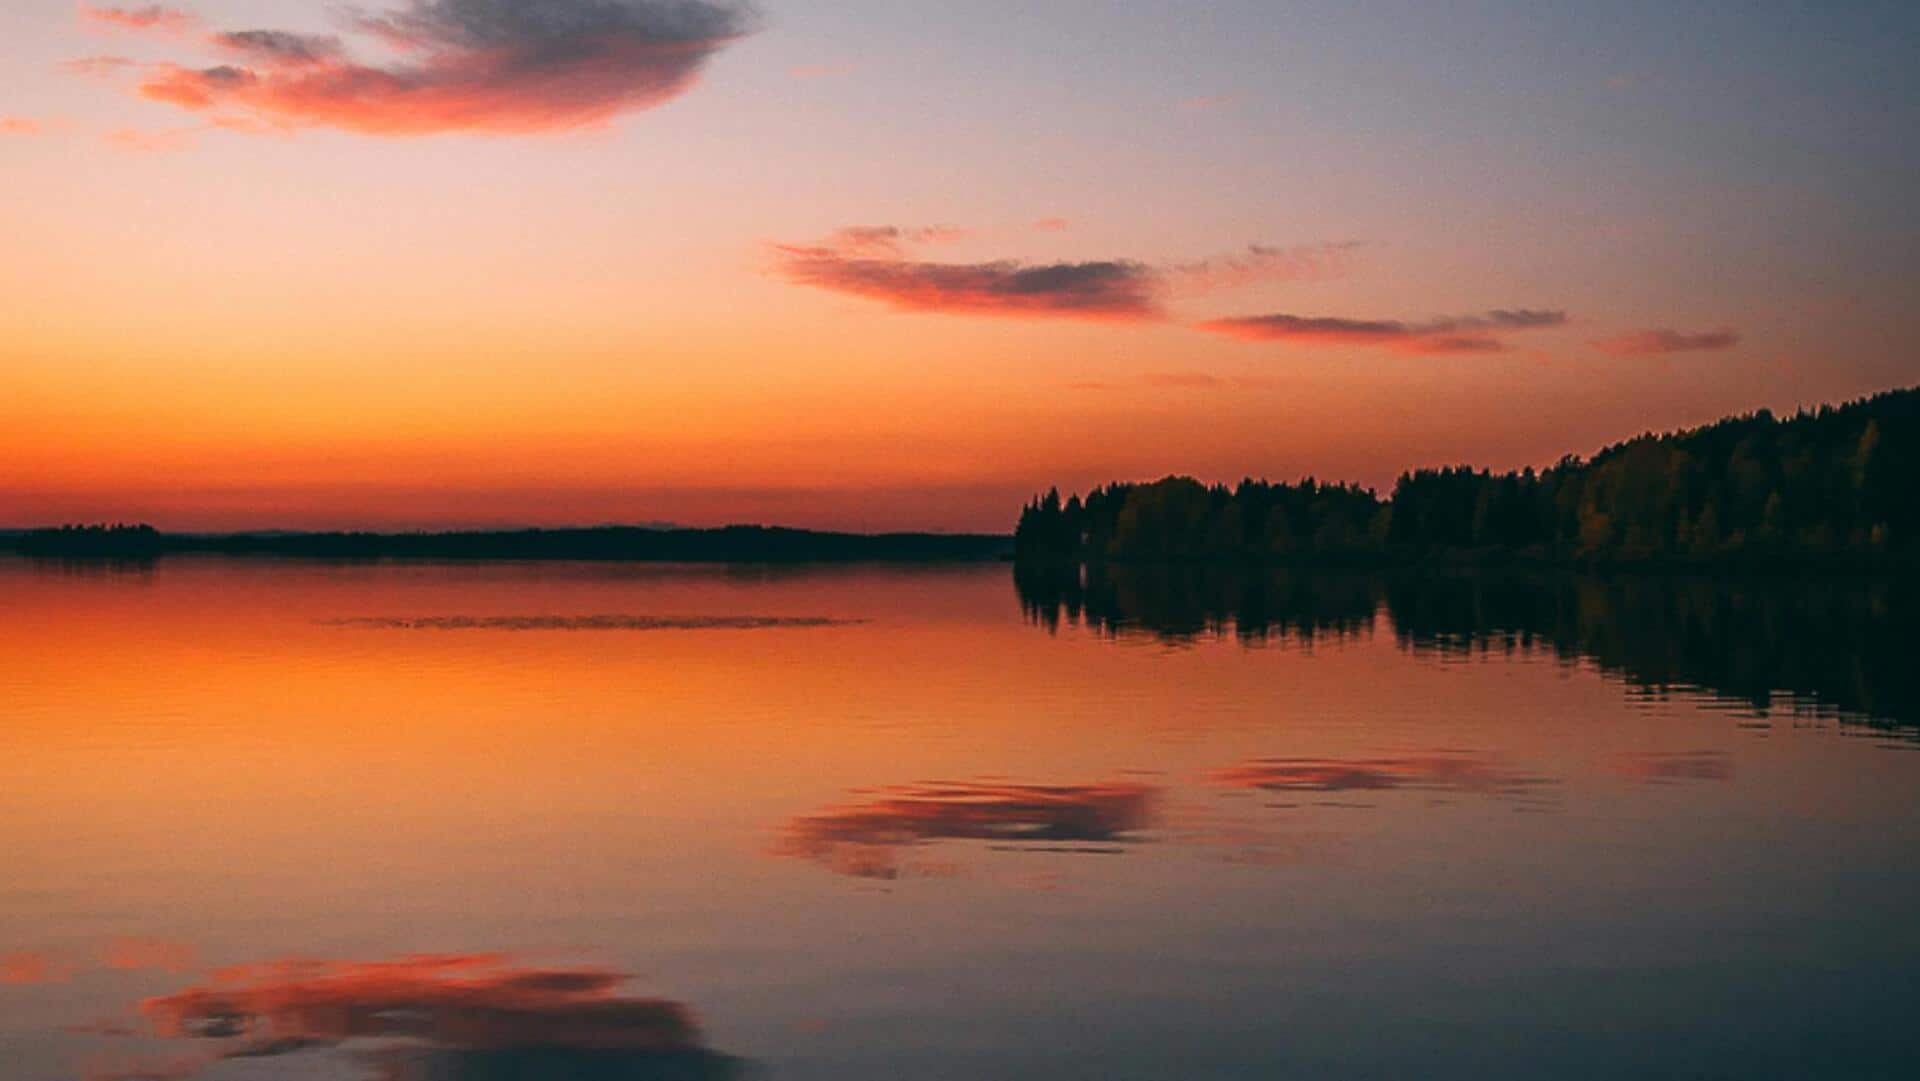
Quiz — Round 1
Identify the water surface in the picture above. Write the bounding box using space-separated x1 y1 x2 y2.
3 558 1917 1080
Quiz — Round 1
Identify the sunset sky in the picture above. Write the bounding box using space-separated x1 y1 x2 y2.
3 0 1916 532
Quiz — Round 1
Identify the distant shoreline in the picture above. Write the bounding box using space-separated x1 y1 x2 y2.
1 525 1012 563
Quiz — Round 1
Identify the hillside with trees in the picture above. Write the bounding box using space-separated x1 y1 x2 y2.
1015 386 1918 568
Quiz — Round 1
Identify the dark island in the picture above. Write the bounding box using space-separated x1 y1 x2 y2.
6 523 1011 563
1016 385 1918 570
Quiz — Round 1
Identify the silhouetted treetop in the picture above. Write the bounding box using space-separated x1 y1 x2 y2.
1016 385 1919 568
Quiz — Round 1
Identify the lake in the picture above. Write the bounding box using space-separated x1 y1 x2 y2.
3 558 1917 1080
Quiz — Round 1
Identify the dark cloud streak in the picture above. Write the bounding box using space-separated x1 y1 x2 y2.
771 228 1358 323
773 245 1165 322
1592 327 1741 356
130 0 754 135
1197 308 1568 354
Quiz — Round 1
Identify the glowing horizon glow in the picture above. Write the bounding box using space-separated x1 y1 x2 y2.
2 1 1916 531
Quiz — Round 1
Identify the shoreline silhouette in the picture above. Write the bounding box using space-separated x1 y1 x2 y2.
3 523 1013 563
11 385 1915 570
1018 385 1918 571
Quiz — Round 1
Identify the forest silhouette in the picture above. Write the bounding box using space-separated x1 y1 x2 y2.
1016 386 1918 568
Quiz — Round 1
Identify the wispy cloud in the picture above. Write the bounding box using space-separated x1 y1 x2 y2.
59 55 140 79
1033 216 1071 232
1198 308 1567 354
1143 371 1277 390
818 224 968 258
1 116 43 136
790 61 854 79
1144 371 1224 388
1591 327 1740 356
79 3 200 36
123 0 753 136
773 227 1354 324
1165 241 1361 294
210 30 345 67
1178 94 1233 111
772 228 1164 322
103 125 197 152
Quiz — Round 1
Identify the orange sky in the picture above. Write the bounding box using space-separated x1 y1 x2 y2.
3 1 1916 531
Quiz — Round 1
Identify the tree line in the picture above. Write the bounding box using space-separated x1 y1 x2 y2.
1015 385 1918 567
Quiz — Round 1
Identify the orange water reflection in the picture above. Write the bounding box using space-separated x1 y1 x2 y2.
88 954 739 1081
5 558 1920 1080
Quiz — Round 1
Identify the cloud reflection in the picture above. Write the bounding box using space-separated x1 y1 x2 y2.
1212 753 1551 798
776 780 1159 878
2 951 71 984
129 954 741 1080
1611 750 1733 784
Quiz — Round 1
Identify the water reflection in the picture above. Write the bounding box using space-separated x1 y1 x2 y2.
116 955 742 1080
1211 753 1552 799
1015 562 1374 644
0 940 197 986
324 615 862 631
6 559 1919 1080
3 951 69 985
1609 750 1734 784
1017 565 1920 732
775 780 1159 879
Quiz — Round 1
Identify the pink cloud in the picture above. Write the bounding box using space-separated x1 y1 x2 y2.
773 226 1359 324
772 230 1164 322
1592 327 1740 356
1165 241 1361 294
127 0 752 136
103 125 197 152
819 224 969 258
60 55 141 79
1 117 43 136
1144 371 1224 388
1198 308 1567 355
78 4 199 35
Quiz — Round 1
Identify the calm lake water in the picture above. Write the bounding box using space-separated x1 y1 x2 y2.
3 558 1918 1081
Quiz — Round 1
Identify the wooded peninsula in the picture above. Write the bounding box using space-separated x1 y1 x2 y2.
1016 386 1917 569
